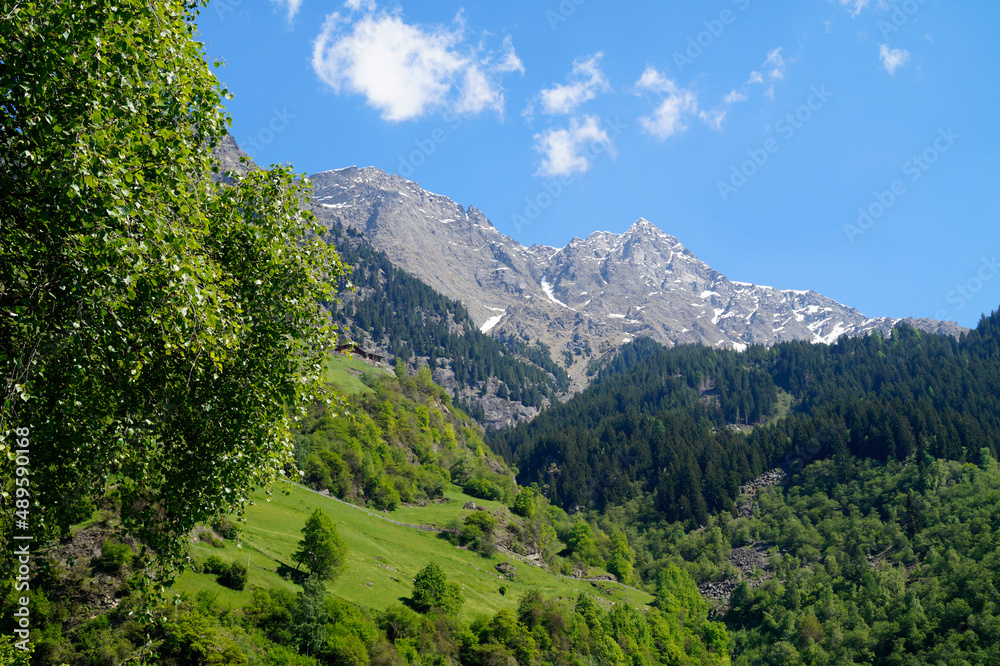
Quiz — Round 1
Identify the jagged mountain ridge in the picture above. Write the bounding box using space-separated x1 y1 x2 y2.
305 165 966 390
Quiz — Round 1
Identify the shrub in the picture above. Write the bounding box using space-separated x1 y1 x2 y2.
96 541 133 573
199 531 224 548
512 487 537 518
211 517 239 540
203 555 228 576
371 477 401 511
220 561 249 591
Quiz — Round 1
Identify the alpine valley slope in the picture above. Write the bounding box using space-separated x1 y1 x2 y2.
306 166 965 391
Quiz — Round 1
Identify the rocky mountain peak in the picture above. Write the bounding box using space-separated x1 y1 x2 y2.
302 163 967 391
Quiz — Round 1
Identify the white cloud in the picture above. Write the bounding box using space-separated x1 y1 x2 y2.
495 36 525 74
842 0 871 17
634 67 700 140
879 44 911 75
737 48 787 99
724 90 748 104
311 5 522 121
641 91 699 139
764 48 786 80
272 0 303 23
634 66 675 95
534 115 615 178
699 109 727 131
344 0 375 11
537 53 610 115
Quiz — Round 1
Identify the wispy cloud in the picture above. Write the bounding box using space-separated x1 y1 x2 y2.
760 48 787 98
495 36 526 75
535 53 611 116
699 109 727 131
730 48 788 102
879 43 911 75
833 0 886 18
534 115 615 178
724 90 748 104
272 0 303 23
311 2 522 121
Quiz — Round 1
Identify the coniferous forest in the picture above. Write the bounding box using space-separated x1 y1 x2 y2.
325 222 570 416
490 312 1000 525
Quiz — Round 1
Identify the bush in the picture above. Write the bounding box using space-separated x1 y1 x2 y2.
371 477 401 511
211 517 239 540
461 511 500 557
462 475 505 502
203 555 228 576
512 487 537 518
220 561 249 591
199 531 224 548
96 541 133 573
322 633 370 666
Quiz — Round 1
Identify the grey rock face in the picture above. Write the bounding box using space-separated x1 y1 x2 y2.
305 166 966 391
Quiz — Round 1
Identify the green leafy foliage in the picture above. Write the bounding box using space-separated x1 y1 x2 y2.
0 0 346 575
512 486 538 518
95 540 134 573
203 555 228 576
565 520 603 567
220 561 248 591
459 510 500 557
722 456 1000 664
606 530 636 586
411 563 465 616
292 509 348 582
0 635 32 665
295 371 515 507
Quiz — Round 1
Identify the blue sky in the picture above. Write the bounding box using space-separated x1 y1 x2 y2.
197 0 999 328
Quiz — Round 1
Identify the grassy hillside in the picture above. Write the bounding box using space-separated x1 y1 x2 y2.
172 480 653 622
323 351 392 395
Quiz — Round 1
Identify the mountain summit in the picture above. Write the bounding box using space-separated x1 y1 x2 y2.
305 165 965 389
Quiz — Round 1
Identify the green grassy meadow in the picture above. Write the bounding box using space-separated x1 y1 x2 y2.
323 352 391 395
172 480 653 621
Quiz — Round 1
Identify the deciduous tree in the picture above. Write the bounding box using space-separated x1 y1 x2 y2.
411 562 463 615
0 0 344 576
292 509 348 582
